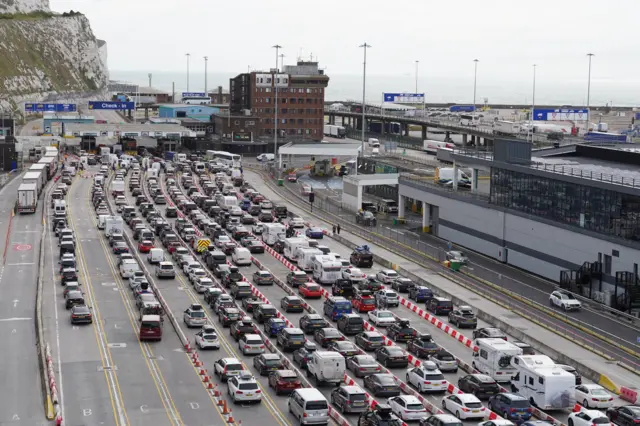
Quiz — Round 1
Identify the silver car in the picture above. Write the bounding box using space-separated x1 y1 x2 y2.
238 333 265 355
155 261 175 278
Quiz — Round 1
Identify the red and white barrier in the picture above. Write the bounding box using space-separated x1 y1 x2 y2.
46 343 63 425
620 386 639 404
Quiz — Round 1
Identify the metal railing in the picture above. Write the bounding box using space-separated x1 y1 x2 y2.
529 162 640 188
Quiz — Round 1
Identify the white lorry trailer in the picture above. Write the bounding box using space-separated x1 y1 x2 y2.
493 121 522 136
17 183 38 213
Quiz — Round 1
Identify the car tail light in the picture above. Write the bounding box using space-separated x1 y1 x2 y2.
303 413 308 418
359 367 366 371
462 408 469 412
633 420 640 424
244 345 251 349
510 408 517 412
592 398 599 401
259 345 265 349
424 381 431 385
235 391 243 394
256 390 261 393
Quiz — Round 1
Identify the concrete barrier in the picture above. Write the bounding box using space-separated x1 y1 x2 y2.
619 386 639 404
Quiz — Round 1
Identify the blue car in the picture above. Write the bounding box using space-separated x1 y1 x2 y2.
409 286 433 303
240 199 251 211
488 393 532 424
263 317 286 336
305 227 324 239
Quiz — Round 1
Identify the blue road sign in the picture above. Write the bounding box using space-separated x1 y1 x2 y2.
450 105 476 112
88 101 135 110
182 92 207 98
24 103 77 113
383 93 425 104
533 108 589 121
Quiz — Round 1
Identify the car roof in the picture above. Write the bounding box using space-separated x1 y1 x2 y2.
457 393 481 402
342 385 365 394
262 353 281 360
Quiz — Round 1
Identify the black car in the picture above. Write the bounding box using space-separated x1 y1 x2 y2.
286 271 308 288
60 267 78 285
363 374 401 397
407 334 440 358
299 314 328 334
293 342 317 370
457 374 500 399
391 277 413 293
165 207 178 218
203 288 223 306
273 239 285 254
387 320 419 343
355 331 386 351
375 346 409 368
253 304 277 324
472 327 507 340
314 327 344 347
241 297 262 313
607 406 640 426
332 279 355 298
358 405 401 426
218 306 240 327
246 240 264 254
229 317 255 340
252 353 284 376
70 305 92 324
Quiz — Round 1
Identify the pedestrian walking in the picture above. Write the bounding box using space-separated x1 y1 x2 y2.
447 240 452 251
332 225 336 235
336 224 341 235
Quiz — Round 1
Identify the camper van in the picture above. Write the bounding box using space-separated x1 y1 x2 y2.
510 355 576 410
297 248 323 272
312 255 343 285
284 237 309 261
262 223 286 246
472 338 522 383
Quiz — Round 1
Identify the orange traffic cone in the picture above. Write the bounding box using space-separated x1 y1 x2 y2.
227 409 235 424
221 400 230 414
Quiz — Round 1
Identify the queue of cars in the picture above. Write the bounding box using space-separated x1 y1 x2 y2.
120 155 635 426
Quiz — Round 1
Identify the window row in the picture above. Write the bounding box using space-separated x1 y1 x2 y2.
255 87 322 94
490 168 640 242
263 118 322 125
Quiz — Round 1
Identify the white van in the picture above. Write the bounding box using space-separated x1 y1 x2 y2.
306 351 345 386
256 153 275 162
147 248 164 264
97 214 109 230
288 388 330 425
54 199 67 216
367 138 380 147
119 259 141 278
231 247 252 266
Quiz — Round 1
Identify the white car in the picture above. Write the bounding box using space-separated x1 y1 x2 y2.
188 268 207 284
183 303 207 328
368 310 397 327
342 267 367 282
128 275 148 290
568 409 610 426
387 395 427 421
441 394 487 419
574 384 614 408
195 325 220 349
477 420 515 426
229 206 243 217
376 269 399 284
405 362 448 393
375 289 399 308
183 261 200 275
549 290 582 311
289 217 304 228
215 235 231 247
194 277 214 293
253 222 264 234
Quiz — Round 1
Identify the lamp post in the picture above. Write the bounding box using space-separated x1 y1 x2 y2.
472 59 479 111
586 53 594 133
530 64 537 143
359 42 371 176
204 56 208 95
272 44 282 174
186 53 191 92
415 60 419 94
279 53 285 72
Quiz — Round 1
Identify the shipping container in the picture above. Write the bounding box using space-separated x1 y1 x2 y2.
23 171 45 194
17 182 37 213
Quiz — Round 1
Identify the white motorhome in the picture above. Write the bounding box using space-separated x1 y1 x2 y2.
493 120 522 136
423 140 455 154
262 223 286 246
510 355 576 410
306 351 346 386
472 338 522 383
284 237 309 261
297 248 323 272
312 255 343 284
215 194 238 211
104 215 124 238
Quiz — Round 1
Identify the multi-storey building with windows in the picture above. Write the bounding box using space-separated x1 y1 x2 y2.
229 61 329 141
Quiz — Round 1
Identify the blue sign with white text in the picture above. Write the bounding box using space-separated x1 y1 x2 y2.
449 105 476 112
383 93 425 104
533 108 589 121
24 103 77 113
88 101 135 110
182 92 207 98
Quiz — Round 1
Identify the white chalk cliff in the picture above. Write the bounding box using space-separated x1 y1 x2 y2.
0 0 108 115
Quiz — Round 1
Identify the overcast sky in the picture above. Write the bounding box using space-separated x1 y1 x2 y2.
49 0 640 104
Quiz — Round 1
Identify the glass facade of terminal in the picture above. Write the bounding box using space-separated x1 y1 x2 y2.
490 168 640 242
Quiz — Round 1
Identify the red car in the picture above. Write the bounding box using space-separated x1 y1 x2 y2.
138 240 154 253
287 173 298 183
299 282 323 299
167 242 182 253
268 369 301 395
352 294 376 313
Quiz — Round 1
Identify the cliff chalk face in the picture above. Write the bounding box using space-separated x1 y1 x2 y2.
0 0 108 116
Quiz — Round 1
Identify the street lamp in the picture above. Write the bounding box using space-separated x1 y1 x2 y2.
279 53 285 72
586 53 594 133
531 64 537 143
204 56 208 95
359 42 371 176
185 53 191 92
472 59 479 111
415 60 419 94
272 44 282 167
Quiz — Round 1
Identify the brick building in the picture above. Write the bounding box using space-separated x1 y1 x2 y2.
208 86 230 105
229 61 329 141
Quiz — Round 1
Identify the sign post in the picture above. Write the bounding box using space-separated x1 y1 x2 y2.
24 103 77 113
383 93 425 104
88 102 135 111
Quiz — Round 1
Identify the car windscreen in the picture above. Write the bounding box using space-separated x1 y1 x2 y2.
305 400 328 410
238 383 259 390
